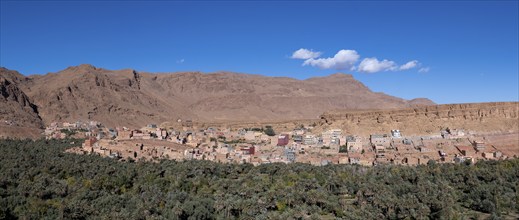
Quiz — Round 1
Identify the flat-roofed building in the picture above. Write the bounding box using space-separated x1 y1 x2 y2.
277 134 289 146
370 134 390 147
304 135 317 145
472 141 486 152
346 136 363 152
391 130 402 138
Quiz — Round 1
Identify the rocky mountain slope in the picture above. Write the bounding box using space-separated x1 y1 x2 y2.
0 68 43 138
2 64 435 129
319 102 519 135
18 65 195 127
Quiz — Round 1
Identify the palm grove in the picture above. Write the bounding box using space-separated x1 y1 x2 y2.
0 138 518 219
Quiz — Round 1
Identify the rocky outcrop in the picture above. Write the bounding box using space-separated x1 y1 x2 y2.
319 102 519 135
0 72 44 139
0 75 42 125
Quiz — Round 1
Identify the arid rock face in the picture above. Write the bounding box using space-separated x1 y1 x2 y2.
17 64 194 128
1 64 435 129
0 68 43 138
319 102 519 135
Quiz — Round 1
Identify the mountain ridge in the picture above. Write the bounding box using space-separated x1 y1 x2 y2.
1 64 436 132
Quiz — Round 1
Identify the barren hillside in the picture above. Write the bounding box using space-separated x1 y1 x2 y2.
3 64 435 128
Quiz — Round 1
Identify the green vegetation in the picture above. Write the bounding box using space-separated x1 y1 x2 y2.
217 136 226 142
224 138 246 144
264 125 276 136
339 145 348 153
60 129 77 137
1 138 518 219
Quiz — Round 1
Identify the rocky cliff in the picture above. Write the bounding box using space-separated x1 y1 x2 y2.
0 69 44 138
319 102 519 135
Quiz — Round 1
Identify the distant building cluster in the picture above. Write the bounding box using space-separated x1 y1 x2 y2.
48 120 515 166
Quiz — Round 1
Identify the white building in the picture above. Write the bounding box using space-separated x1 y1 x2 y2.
304 135 317 145
391 130 402 138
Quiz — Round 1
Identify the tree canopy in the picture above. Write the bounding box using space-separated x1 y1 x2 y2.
0 138 518 219
264 126 276 136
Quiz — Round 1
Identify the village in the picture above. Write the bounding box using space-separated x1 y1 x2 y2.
45 119 519 166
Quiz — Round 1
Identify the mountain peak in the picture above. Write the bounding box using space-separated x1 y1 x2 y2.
328 72 353 78
78 64 97 69
65 64 98 72
0 67 26 84
408 98 436 106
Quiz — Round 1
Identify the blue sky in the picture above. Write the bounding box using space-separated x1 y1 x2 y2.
1 1 518 104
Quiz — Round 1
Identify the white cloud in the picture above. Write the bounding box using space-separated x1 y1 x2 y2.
303 49 360 70
291 48 322 60
176 59 185 64
291 48 425 73
418 67 430 73
399 60 419 70
357 57 397 73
